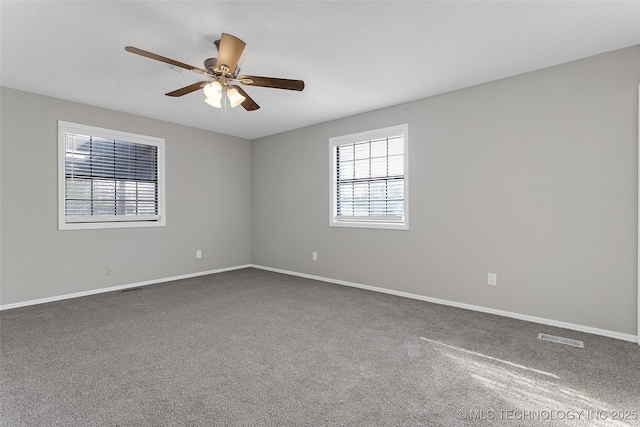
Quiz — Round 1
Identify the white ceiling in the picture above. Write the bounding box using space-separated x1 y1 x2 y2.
1 1 639 140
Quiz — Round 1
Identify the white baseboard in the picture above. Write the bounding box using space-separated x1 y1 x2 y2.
4 263 637 344
251 264 639 344
0 264 252 311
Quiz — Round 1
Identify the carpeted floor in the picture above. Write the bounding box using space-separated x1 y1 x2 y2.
1 268 639 426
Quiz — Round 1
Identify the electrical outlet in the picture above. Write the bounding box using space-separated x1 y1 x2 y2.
312 252 318 261
107 266 114 276
196 250 202 259
488 273 497 286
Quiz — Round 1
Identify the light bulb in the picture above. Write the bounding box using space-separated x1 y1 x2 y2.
226 87 246 108
203 81 222 98
205 97 222 108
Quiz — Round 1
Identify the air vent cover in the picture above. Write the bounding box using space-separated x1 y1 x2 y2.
538 333 584 348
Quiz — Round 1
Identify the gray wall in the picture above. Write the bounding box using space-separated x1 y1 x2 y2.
252 46 640 336
2 46 638 336
0 87 252 305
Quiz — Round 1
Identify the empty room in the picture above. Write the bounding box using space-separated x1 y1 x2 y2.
1 1 640 425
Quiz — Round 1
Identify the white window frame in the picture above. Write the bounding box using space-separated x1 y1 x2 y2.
58 121 166 230
329 123 409 230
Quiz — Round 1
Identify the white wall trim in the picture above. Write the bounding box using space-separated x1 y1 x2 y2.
0 264 252 311
251 264 639 344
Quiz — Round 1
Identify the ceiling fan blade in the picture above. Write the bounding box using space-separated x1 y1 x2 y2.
238 75 305 91
125 46 208 75
165 81 209 97
216 33 245 74
230 85 260 111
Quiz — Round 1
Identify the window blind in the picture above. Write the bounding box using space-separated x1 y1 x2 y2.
64 133 159 222
335 134 405 222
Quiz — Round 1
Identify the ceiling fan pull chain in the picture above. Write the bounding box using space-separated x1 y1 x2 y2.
220 98 225 130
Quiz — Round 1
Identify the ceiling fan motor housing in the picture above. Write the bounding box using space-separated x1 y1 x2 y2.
204 58 217 74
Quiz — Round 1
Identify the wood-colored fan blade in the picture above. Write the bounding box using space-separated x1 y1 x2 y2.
230 85 260 111
238 75 305 91
125 46 208 75
165 81 209 97
216 33 245 74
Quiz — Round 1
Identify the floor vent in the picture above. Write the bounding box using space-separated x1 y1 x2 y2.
538 333 584 348
120 287 143 293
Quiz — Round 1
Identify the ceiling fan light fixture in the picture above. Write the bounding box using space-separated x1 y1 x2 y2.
203 81 222 98
226 87 246 108
204 96 222 108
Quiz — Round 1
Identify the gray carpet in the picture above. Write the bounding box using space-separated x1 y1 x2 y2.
1 268 639 426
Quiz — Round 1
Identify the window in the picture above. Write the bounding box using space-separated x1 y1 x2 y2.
330 123 408 230
58 121 165 230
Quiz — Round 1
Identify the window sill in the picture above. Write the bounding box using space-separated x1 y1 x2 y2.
330 220 409 230
59 219 165 231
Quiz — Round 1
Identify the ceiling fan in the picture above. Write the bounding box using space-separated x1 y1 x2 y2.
125 33 305 111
